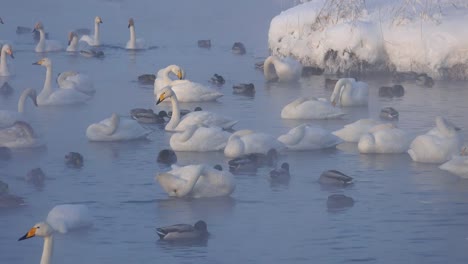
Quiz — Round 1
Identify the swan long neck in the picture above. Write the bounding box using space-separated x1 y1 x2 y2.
68 36 78 51
44 64 53 92
264 56 277 81
94 22 100 45
165 95 181 131
129 25 136 48
0 48 8 74
331 78 351 105
18 89 33 113
40 235 53 264
39 29 46 44
162 66 175 86
178 166 203 197
107 114 120 135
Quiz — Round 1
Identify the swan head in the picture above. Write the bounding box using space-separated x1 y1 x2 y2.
18 222 54 241
32 57 51 67
68 31 78 45
128 18 134 28
1 44 14 59
170 65 185 80
156 86 176 105
32 22 43 32
95 16 103 24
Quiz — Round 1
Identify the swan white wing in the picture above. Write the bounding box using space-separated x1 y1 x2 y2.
46 204 93 234
333 119 380 143
240 133 284 155
170 126 230 151
439 156 468 179
408 134 461 163
169 80 223 102
279 124 341 150
190 166 235 198
79 35 97 46
38 89 91 106
275 57 302 82
87 117 150 141
281 97 344 119
156 165 204 197
358 128 410 154
58 72 95 95
0 111 24 128
0 125 42 149
176 111 237 131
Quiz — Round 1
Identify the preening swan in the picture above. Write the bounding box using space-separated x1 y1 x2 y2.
86 113 151 141
358 123 411 154
224 130 285 158
156 86 237 131
80 16 103 46
0 88 37 128
408 116 463 164
281 97 345 120
170 124 231 152
439 152 468 179
278 124 342 150
34 58 91 106
57 71 95 95
0 44 14 76
126 18 146 50
33 22 63 52
333 119 381 143
66 32 79 52
154 65 223 102
156 164 236 198
0 121 43 148
330 78 368 107
263 55 302 82
157 220 209 241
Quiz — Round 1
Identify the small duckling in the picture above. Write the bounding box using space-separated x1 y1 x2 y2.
156 220 209 241
0 146 12 160
157 149 177 165
130 108 166 124
0 82 13 96
210 74 225 86
25 168 45 186
233 83 255 95
138 74 156 85
167 107 202 118
65 152 84 168
416 73 434 87
232 42 246 55
269 162 290 182
319 170 353 186
228 149 278 173
378 84 405 98
327 194 354 210
379 107 399 121
197 40 211 49
80 49 105 58
213 164 223 171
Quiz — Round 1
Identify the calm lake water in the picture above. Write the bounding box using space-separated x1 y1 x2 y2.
1 0 468 263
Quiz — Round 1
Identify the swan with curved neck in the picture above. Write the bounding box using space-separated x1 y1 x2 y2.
126 18 145 50
86 113 150 141
0 44 14 76
66 32 79 52
169 124 230 152
0 121 42 148
19 222 54 264
33 58 91 106
330 78 368 107
263 55 302 82
80 16 103 46
224 130 285 158
0 88 37 128
154 65 184 92
33 22 63 52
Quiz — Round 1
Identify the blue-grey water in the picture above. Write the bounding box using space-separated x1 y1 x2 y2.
1 0 468 263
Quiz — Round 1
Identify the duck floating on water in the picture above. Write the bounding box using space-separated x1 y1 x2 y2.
156 220 209 241
232 42 246 55
379 107 399 121
319 170 353 186
65 152 84 168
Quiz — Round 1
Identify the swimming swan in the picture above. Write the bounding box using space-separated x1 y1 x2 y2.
263 55 302 82
170 124 231 152
0 44 14 76
439 151 468 179
57 71 95 95
33 22 63 52
156 86 237 131
154 65 223 102
358 123 411 154
80 16 103 46
86 113 151 141
408 116 463 164
126 18 146 50
0 88 37 128
66 32 79 52
330 78 368 107
34 58 91 106
281 97 345 120
333 119 381 143
0 121 43 148
156 164 236 198
278 124 342 150
224 130 285 158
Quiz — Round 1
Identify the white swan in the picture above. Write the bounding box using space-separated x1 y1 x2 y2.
224 130 285 158
34 58 91 106
0 44 14 76
66 32 79 52
156 86 237 131
156 164 235 198
330 78 368 107
18 204 93 264
281 97 345 120
86 113 151 141
170 124 231 152
154 65 223 102
333 119 381 143
33 22 63 52
126 18 146 50
358 123 411 154
0 121 43 148
439 153 468 179
408 116 463 164
0 88 37 128
57 71 95 95
278 124 342 150
80 16 103 46
263 55 302 82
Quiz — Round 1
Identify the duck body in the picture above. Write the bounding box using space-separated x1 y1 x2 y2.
157 149 177 165
170 125 230 152
232 42 246 54
333 119 380 143
358 123 411 154
263 55 302 82
130 108 166 124
319 170 353 186
157 220 208 240
224 130 284 158
65 152 84 168
269 162 290 182
278 124 342 150
330 78 368 106
378 85 404 98
86 113 151 141
228 149 278 172
281 97 344 120
380 107 399 121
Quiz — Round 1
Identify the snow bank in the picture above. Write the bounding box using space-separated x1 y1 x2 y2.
268 0 468 79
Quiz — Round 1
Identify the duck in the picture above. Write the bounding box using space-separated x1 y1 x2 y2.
86 113 151 141
33 58 91 106
57 71 95 95
358 123 411 154
198 40 211 48
232 42 246 55
157 220 209 241
66 32 79 52
228 148 278 172
25 167 45 186
224 130 285 158
332 119 381 143
439 150 468 179
379 107 399 121
156 86 237 131
233 83 255 95
80 49 104 58
0 44 14 76
79 16 103 46
210 74 225 86
330 78 368 107
130 108 166 124
0 180 25 208
0 121 43 148
0 88 37 128
137 74 156 85
157 149 177 165
269 162 290 182
392 71 419 82
156 164 236 198
33 22 63 52
327 194 354 210
154 65 223 103
278 124 342 150
65 152 84 168
416 73 434 87
408 116 463 163
263 55 302 82
318 170 353 186
378 84 404 98
170 124 231 152
126 18 146 50
0 146 12 160
281 97 345 120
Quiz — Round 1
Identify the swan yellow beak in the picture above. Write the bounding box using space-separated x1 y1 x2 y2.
18 227 36 241
177 71 183 80
156 93 166 105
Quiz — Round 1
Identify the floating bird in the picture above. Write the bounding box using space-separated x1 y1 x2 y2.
378 84 404 98
156 220 209 241
263 55 302 82
80 16 103 46
379 107 399 121
318 170 353 186
157 149 177 165
33 22 63 52
65 152 84 168
86 113 151 141
126 18 146 50
232 42 246 54
269 162 290 182
0 44 14 76
330 78 368 107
